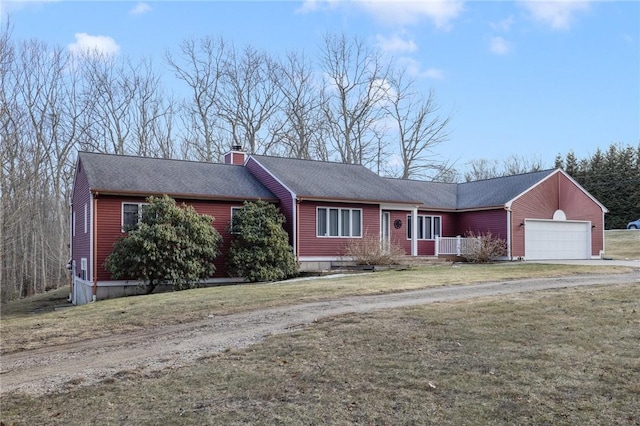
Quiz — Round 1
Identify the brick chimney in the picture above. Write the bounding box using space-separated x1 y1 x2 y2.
224 145 246 165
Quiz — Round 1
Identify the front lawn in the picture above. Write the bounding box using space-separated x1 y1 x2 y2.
2 282 638 425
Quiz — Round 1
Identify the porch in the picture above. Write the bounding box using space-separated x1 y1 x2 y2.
435 236 479 257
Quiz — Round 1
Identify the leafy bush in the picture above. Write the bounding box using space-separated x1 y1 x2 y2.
344 234 406 265
227 200 298 282
460 231 507 263
105 195 222 293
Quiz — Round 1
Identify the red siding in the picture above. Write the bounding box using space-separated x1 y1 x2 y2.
455 209 508 239
71 160 92 281
246 157 296 246
94 196 247 281
510 172 604 258
223 151 246 165
297 201 380 257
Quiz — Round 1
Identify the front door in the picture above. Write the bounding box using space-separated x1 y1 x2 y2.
382 211 391 253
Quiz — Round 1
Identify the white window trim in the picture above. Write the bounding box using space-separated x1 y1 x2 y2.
407 214 442 241
316 207 362 238
72 211 76 237
80 257 88 280
230 206 243 234
121 202 148 232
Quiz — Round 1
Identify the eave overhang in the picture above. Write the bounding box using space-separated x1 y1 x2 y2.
297 194 423 206
89 188 279 203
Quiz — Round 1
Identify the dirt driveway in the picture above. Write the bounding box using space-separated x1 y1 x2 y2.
2 272 638 396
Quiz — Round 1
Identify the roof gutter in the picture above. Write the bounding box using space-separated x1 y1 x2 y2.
89 189 278 203
297 194 424 206
456 205 506 213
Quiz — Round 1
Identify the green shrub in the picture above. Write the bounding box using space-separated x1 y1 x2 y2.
105 195 222 293
227 200 298 282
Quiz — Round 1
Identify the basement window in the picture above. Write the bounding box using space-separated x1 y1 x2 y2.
80 258 87 280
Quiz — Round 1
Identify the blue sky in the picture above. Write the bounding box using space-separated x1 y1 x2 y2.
2 0 639 171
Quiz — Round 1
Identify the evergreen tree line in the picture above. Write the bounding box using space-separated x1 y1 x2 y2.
554 143 640 230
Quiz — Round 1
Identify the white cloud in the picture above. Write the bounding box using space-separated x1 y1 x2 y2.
0 0 59 13
397 57 445 80
297 0 465 29
376 34 417 53
423 67 445 80
360 0 465 29
130 2 151 15
489 36 512 55
520 1 591 30
490 15 515 32
296 0 341 14
68 33 120 57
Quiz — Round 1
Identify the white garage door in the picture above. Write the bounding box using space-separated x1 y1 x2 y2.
525 220 591 260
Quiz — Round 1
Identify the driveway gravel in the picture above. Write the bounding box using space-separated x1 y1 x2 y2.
1 271 638 396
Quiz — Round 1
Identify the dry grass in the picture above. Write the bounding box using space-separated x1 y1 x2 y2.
1 263 630 354
2 283 638 425
604 229 640 260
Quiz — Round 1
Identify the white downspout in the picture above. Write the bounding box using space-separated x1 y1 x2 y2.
506 208 512 261
411 207 418 256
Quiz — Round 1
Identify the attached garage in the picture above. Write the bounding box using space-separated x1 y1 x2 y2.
524 219 591 260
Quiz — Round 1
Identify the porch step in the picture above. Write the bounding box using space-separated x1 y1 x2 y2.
396 256 449 266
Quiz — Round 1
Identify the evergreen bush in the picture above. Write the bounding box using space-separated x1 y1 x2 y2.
227 200 298 282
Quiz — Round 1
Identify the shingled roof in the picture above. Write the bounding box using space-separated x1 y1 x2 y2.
77 151 276 200
251 155 422 205
383 178 458 210
77 151 558 209
382 169 557 210
456 169 556 209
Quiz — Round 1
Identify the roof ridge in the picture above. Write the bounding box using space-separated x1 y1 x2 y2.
383 176 457 185
251 154 372 168
461 168 555 184
79 151 244 168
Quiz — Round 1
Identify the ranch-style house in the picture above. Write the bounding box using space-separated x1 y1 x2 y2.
69 148 607 304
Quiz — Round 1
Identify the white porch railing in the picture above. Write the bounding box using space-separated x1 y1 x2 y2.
435 236 480 256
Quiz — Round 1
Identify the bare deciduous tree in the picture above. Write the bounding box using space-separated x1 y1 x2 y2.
502 154 543 175
464 158 501 182
386 70 453 180
1 33 74 300
272 51 327 160
318 33 390 166
464 155 543 182
1 28 177 302
79 55 173 157
217 44 283 154
166 36 228 162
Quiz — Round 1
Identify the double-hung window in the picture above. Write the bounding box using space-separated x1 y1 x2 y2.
122 203 149 231
407 215 441 240
317 207 362 237
230 206 242 234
